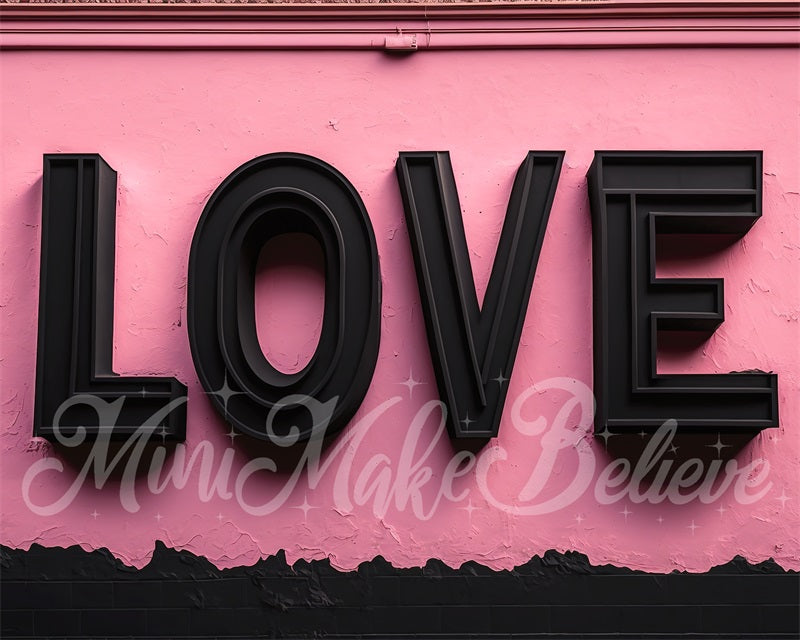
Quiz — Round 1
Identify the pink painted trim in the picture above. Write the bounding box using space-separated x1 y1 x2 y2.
2 1 799 20
2 1 798 50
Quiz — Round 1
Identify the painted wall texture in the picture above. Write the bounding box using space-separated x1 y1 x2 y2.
1 6 799 581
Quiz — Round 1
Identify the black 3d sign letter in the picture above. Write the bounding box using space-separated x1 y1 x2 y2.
188 154 380 443
34 155 187 441
396 152 564 440
588 152 778 434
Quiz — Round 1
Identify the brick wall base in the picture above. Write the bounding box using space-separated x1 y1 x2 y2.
1 543 798 638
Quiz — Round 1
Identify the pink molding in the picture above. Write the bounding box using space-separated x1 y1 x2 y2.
1 1 798 50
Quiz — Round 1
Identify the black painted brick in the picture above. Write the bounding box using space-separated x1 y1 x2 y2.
71 581 115 609
191 577 246 608
439 604 494 634
1 581 30 609
113 581 163 608
317 575 368 603
760 604 800 635
372 575 474 605
146 608 191 636
586 575 668 604
25 582 72 609
274 606 340 635
189 607 270 636
367 575 400 602
667 574 800 605
1 609 34 636
3 544 798 639
464 576 534 605
244 576 309 608
518 575 593 604
160 578 247 609
307 605 374 635
81 609 148 636
550 603 629 633
613 605 703 633
488 604 551 633
33 609 82 636
701 604 766 633
159 580 208 608
369 605 442 634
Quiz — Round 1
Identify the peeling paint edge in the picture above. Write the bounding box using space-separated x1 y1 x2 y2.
2 540 796 576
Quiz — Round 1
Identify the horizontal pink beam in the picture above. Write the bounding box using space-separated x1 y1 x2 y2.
2 31 798 51
2 1 798 50
2 1 800 21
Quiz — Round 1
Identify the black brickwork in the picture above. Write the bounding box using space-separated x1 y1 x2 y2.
1 542 797 638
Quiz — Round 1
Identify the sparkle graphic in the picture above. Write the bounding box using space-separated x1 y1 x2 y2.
293 495 317 521
687 520 700 535
716 504 727 516
656 515 664 524
706 434 731 458
139 386 149 398
90 510 99 520
226 427 239 444
460 413 475 429
398 369 424 398
620 506 633 522
493 371 508 385
157 426 169 443
460 500 478 522
597 427 615 447
207 373 244 416
216 513 225 523
669 444 678 455
575 514 585 525
155 513 163 522
776 489 791 509
638 430 648 439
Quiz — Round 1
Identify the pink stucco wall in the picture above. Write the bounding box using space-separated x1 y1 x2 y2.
1 44 798 572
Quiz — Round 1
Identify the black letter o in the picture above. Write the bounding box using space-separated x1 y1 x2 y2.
188 154 381 443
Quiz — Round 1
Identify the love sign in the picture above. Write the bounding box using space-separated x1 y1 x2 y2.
33 151 778 445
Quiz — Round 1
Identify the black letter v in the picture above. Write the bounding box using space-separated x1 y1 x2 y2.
396 151 563 441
